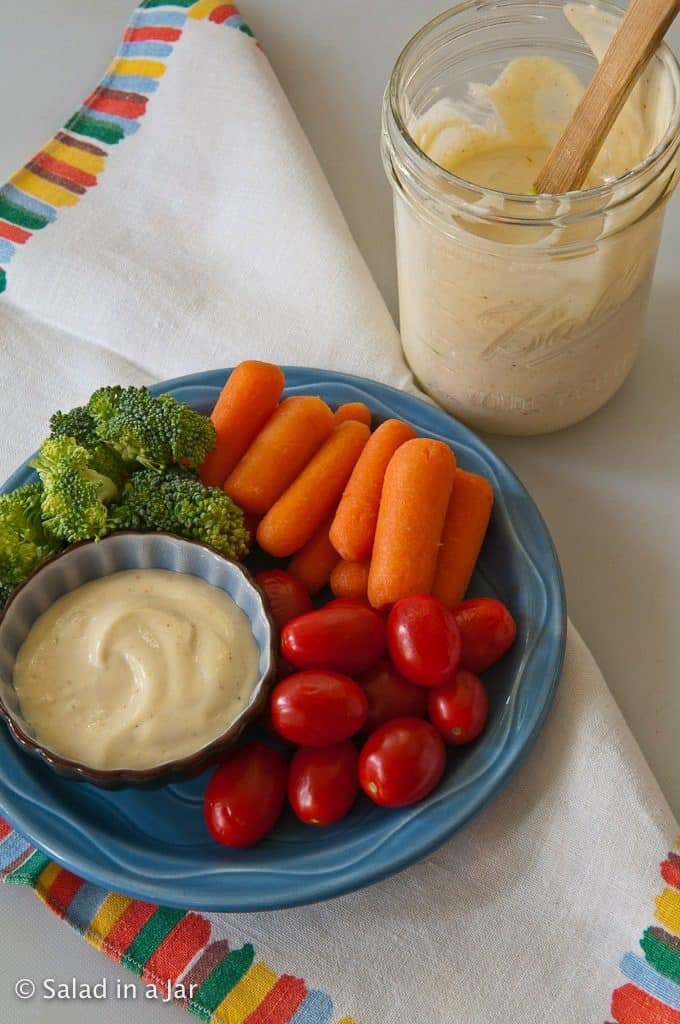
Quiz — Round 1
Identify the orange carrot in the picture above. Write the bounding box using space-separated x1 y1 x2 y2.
288 518 340 595
367 438 456 609
330 560 370 599
330 419 416 562
432 469 494 607
257 421 370 558
333 402 372 428
224 397 334 515
199 361 284 487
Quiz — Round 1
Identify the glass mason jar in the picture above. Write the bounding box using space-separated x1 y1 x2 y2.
382 0 680 435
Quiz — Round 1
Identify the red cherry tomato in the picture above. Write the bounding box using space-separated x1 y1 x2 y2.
428 670 489 746
358 717 446 807
326 597 390 620
281 606 386 675
452 598 517 673
325 597 374 612
254 569 313 629
270 670 368 746
358 660 428 733
203 742 288 848
288 741 359 826
387 595 461 687
259 659 297 739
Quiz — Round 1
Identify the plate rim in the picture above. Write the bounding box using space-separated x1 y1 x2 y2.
0 366 567 911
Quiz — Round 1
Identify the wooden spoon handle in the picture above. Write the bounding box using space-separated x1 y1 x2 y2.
534 0 680 194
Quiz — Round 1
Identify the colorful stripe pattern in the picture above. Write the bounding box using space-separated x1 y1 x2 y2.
188 0 255 34
0 0 255 295
0 818 357 1024
611 836 680 1023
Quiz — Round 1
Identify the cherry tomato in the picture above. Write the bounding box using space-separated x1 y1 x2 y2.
259 659 297 738
358 660 427 733
325 597 374 612
254 569 313 629
288 741 359 826
326 597 389 620
358 717 446 807
270 670 368 746
387 595 461 687
428 670 489 746
452 598 517 673
281 605 386 674
204 742 288 848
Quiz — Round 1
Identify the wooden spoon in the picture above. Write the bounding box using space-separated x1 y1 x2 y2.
534 0 680 194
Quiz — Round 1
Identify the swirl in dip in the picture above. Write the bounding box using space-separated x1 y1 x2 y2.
413 4 671 194
13 569 260 771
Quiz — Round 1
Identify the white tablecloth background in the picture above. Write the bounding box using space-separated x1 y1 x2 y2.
0 5 678 1023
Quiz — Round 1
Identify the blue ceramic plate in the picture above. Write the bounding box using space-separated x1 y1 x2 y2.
0 368 565 911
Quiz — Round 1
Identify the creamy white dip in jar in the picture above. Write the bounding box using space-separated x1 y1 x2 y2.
382 1 680 434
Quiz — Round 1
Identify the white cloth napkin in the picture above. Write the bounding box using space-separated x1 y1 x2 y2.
0 9 678 1023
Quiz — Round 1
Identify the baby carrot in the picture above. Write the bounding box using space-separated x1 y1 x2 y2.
288 518 340 595
199 361 284 487
432 469 494 607
334 402 372 428
257 421 370 558
330 418 417 562
330 560 370 600
224 397 334 515
367 438 456 609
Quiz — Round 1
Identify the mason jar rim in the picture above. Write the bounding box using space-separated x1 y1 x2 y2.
383 0 680 227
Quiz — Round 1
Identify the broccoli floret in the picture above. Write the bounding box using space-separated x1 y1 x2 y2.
50 406 98 446
50 405 128 487
31 437 120 543
0 482 62 585
87 386 215 472
113 470 249 560
157 394 216 471
0 581 14 610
